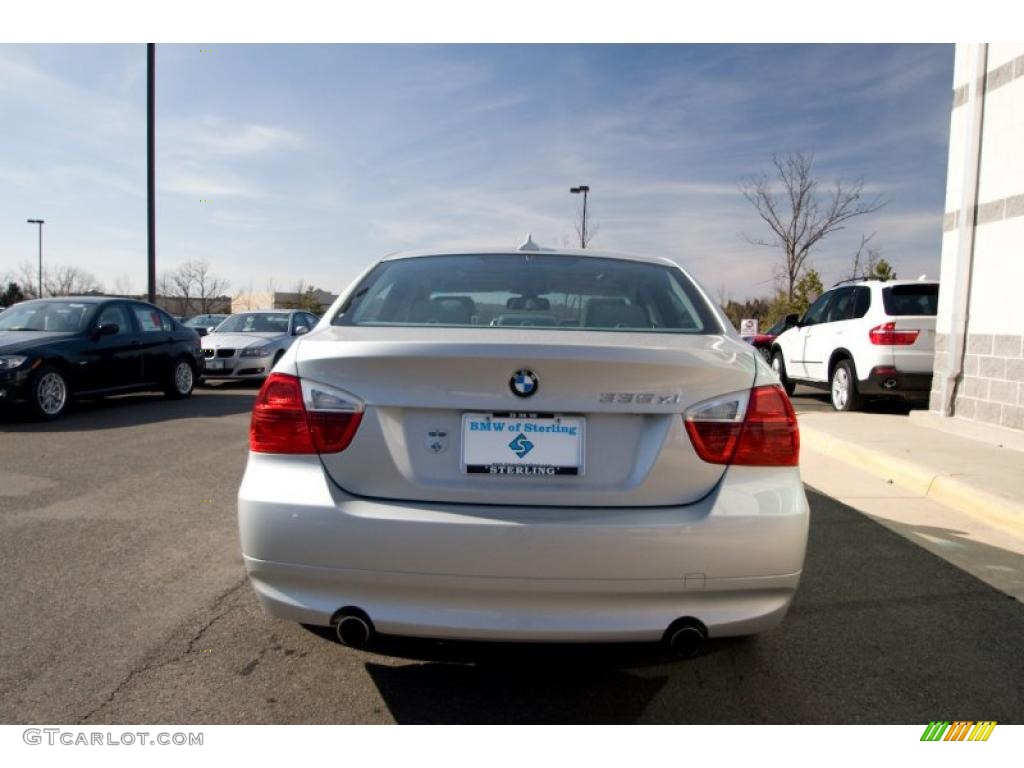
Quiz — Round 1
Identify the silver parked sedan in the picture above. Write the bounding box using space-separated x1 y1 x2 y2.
238 246 809 656
200 310 318 381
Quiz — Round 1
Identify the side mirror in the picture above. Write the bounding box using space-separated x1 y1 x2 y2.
293 325 309 336
784 313 801 329
95 322 119 337
196 327 209 337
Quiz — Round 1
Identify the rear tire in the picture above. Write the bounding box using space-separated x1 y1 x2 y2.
28 364 70 420
165 357 195 400
830 359 863 412
771 350 796 396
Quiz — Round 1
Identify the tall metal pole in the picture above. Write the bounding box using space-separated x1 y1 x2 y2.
147 43 156 303
570 185 591 249
581 188 588 249
27 219 44 297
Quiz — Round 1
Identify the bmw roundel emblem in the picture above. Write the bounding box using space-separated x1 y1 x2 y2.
510 369 539 398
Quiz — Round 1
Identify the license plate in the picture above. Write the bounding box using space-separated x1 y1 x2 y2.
461 413 584 476
205 359 226 370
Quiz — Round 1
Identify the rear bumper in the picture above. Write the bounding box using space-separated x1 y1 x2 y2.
859 367 933 396
237 454 809 641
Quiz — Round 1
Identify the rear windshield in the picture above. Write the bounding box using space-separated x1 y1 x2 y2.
882 284 938 316
332 254 720 334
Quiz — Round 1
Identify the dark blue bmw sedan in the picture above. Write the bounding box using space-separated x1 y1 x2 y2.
0 296 203 420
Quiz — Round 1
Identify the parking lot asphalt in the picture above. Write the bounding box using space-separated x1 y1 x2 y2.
1 385 1022 724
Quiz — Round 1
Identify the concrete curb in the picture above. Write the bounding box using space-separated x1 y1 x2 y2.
800 425 1024 535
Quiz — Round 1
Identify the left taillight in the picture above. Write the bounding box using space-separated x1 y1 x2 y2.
684 384 799 467
869 321 919 345
250 372 363 454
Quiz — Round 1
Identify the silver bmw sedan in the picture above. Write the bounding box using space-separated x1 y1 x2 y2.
237 245 808 656
200 310 318 381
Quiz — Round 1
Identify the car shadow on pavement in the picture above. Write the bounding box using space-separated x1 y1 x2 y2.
296 489 1024 724
363 658 668 724
301 624 751 724
0 384 259 432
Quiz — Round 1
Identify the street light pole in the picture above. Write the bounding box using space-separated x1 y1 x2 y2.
26 219 44 297
570 185 590 248
147 43 156 303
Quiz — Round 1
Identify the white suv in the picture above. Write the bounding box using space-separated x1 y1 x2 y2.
770 278 939 411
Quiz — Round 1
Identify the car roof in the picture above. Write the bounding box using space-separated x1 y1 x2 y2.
379 245 680 269
19 296 106 303
17 296 170 305
833 278 939 289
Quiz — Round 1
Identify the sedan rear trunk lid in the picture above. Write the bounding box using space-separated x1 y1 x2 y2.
295 326 758 507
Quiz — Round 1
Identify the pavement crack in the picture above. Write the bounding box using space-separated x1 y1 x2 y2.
76 576 248 724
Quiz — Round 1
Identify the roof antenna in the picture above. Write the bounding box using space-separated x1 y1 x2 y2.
518 233 540 252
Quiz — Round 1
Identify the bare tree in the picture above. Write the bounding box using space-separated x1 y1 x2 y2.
848 231 898 280
14 262 42 299
741 151 887 301
157 271 175 301
45 265 104 296
573 214 599 249
168 266 196 316
14 262 103 297
190 259 230 314
849 232 875 280
159 259 230 315
112 274 136 297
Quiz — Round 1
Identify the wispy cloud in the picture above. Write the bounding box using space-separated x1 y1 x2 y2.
0 44 953 299
161 167 268 199
169 117 303 157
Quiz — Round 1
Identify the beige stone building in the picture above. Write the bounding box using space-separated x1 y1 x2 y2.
929 44 1024 431
231 288 338 314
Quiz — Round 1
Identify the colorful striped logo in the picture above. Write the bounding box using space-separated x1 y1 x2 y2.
920 721 997 741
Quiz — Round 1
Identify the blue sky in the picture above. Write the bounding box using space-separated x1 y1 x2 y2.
0 44 953 300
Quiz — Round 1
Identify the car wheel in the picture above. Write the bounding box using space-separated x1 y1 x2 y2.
830 359 863 412
29 364 70 420
771 351 796 396
165 357 196 400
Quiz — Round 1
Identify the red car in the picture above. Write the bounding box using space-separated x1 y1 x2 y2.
743 318 791 362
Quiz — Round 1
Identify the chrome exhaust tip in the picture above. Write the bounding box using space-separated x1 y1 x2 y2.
664 618 707 658
333 609 374 648
883 378 897 389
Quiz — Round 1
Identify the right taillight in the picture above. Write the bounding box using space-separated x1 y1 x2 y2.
684 384 799 467
869 321 919 345
250 373 363 454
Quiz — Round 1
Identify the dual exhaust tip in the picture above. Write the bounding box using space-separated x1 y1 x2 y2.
334 608 374 648
663 618 707 658
333 607 708 658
